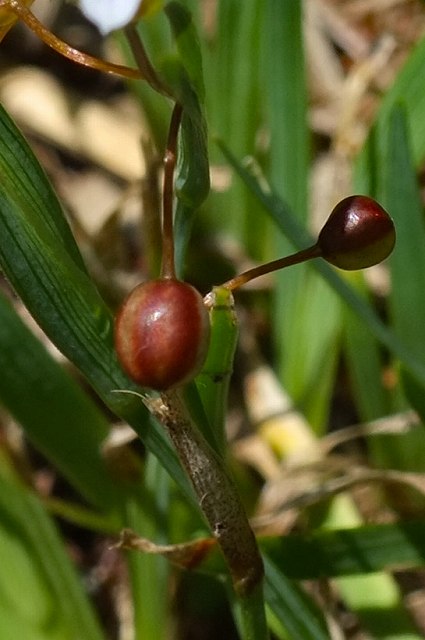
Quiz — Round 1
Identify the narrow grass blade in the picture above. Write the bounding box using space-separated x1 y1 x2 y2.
0 106 86 271
0 470 105 640
165 1 205 102
124 456 170 640
0 104 192 502
261 520 425 579
275 270 342 430
160 4 210 272
0 291 124 510
384 106 425 424
206 0 265 256
230 581 269 640
264 0 309 218
263 555 328 640
263 2 333 426
342 274 391 421
385 106 425 351
356 33 425 174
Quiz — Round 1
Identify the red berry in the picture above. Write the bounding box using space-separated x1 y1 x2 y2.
115 279 210 390
318 195 396 270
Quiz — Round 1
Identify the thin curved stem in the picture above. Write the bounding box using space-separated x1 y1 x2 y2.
6 0 143 80
124 24 171 97
161 103 183 279
221 244 322 291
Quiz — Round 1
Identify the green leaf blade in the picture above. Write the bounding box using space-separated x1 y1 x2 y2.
0 471 105 640
0 105 193 503
0 291 122 510
264 555 328 640
384 106 425 361
0 106 87 271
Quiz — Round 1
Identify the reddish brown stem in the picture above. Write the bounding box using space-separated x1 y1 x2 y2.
5 0 143 79
161 103 183 279
221 244 322 291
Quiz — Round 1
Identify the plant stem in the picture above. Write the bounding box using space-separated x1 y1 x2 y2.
234 582 269 640
6 0 143 79
145 389 265 598
124 23 171 96
221 244 321 291
161 103 183 279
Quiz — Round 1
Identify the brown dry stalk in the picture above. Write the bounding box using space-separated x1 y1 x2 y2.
145 390 264 597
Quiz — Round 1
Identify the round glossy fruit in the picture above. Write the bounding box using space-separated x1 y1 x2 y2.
115 278 210 390
318 195 396 270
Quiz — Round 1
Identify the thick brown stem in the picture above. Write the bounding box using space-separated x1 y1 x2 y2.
145 390 264 596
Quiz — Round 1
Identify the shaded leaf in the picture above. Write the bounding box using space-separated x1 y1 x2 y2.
0 470 104 640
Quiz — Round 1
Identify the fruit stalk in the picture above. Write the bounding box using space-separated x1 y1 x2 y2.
222 244 321 291
145 388 264 597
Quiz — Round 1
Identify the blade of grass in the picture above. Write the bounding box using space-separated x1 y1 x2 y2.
352 105 425 479
0 290 123 511
359 104 425 474
124 455 170 640
356 33 425 175
354 103 425 466
0 468 105 640
267 492 420 637
0 106 87 272
384 106 425 425
230 581 270 640
0 105 193 502
347 128 393 423
207 0 265 258
263 0 341 431
264 0 308 219
154 3 210 274
263 555 328 640
261 519 425 579
342 274 391 420
278 273 342 430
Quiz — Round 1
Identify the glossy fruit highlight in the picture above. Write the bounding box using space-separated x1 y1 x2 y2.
318 195 396 270
115 278 210 390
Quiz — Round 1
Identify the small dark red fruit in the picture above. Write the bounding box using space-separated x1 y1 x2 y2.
115 278 210 390
318 195 396 270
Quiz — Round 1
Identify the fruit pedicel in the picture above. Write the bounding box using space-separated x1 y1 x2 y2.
114 108 395 391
